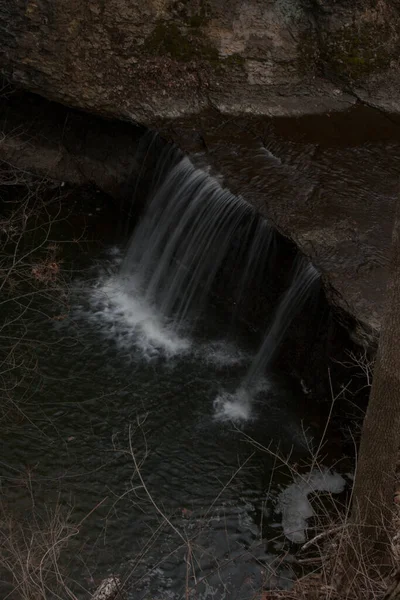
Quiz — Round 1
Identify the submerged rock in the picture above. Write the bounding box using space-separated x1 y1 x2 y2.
92 577 124 600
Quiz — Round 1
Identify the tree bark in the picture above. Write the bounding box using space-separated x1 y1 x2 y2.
349 186 400 570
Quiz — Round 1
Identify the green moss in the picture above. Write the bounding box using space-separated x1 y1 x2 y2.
187 6 211 29
144 18 248 74
297 21 393 81
321 21 392 79
188 14 206 27
326 24 390 79
168 0 212 29
144 21 221 64
145 22 192 61
346 56 366 65
297 31 320 76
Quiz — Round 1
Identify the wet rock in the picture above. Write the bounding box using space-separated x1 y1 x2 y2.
0 2 399 345
161 105 400 341
0 90 144 198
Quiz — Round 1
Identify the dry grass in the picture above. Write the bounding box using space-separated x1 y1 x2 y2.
0 497 79 600
1 398 399 600
0 480 113 600
0 165 92 598
240 364 400 600
0 165 84 431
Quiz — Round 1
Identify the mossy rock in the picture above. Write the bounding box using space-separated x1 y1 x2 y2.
170 0 212 28
144 21 219 63
321 21 393 80
144 20 246 73
297 20 394 81
297 31 321 77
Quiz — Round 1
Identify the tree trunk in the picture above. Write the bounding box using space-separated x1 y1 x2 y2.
349 187 400 571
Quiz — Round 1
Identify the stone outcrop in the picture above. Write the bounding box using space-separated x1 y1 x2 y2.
1 1 400 123
0 91 144 198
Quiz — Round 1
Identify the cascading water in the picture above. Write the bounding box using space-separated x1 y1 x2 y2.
244 259 320 388
91 135 318 419
231 216 275 317
214 259 320 422
7 109 386 600
90 141 274 357
121 155 252 327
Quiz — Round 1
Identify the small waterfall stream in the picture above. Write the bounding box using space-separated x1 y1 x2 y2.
214 259 319 422
108 137 322 424
244 259 320 389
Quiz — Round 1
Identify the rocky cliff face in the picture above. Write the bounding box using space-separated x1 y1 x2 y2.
1 1 400 340
1 0 400 122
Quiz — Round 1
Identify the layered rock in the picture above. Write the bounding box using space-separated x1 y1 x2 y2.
1 0 400 123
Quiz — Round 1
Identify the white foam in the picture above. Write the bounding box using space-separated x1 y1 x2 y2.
87 275 191 359
213 388 253 423
213 376 272 424
73 254 252 375
276 469 346 543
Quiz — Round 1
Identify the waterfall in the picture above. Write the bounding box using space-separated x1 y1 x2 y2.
214 258 319 423
120 147 274 332
232 216 275 316
244 259 320 388
90 135 321 395
90 140 280 358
